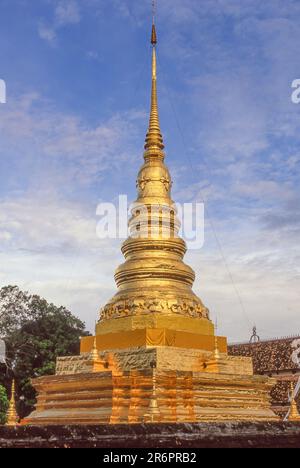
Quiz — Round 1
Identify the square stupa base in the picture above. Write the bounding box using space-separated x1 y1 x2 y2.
23 366 277 426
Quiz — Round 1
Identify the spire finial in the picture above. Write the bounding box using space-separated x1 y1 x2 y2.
151 24 157 46
144 1 164 158
152 1 156 24
151 1 157 45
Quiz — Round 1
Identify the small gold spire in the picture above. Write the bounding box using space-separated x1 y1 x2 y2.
213 336 221 360
6 379 18 426
289 382 300 422
90 336 99 361
145 361 161 423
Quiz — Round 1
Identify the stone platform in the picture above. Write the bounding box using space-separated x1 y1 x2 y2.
0 422 300 448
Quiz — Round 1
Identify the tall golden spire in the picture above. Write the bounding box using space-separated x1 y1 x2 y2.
144 22 165 157
96 15 211 339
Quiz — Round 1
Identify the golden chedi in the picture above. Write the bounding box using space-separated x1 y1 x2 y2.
24 23 277 425
92 24 214 354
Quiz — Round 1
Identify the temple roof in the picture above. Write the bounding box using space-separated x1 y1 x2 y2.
229 336 300 374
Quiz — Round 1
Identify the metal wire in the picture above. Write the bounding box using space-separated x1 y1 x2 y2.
152 0 156 23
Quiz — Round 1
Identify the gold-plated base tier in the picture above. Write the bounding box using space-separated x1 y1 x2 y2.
24 368 277 426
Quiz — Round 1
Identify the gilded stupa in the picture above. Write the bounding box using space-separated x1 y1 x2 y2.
24 20 277 425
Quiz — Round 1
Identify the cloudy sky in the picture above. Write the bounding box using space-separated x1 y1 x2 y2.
0 0 299 341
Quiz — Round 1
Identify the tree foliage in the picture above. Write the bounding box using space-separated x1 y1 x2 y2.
0 384 8 425
0 286 90 418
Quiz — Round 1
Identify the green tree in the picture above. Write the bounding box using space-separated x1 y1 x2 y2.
0 286 90 418
0 384 8 425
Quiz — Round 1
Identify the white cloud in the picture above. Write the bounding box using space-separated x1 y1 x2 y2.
55 0 81 26
0 192 122 331
38 0 81 44
86 50 100 61
38 22 56 45
188 216 300 342
0 194 96 253
0 87 145 331
0 92 143 187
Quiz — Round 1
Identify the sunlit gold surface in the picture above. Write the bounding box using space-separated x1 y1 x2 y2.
24 369 276 425
6 380 18 426
24 23 278 426
57 346 251 375
97 25 210 335
82 330 226 354
289 383 300 422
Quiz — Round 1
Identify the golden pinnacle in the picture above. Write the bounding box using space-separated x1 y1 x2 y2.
6 379 18 426
90 336 99 361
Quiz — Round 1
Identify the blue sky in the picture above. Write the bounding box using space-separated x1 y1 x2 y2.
0 0 300 341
